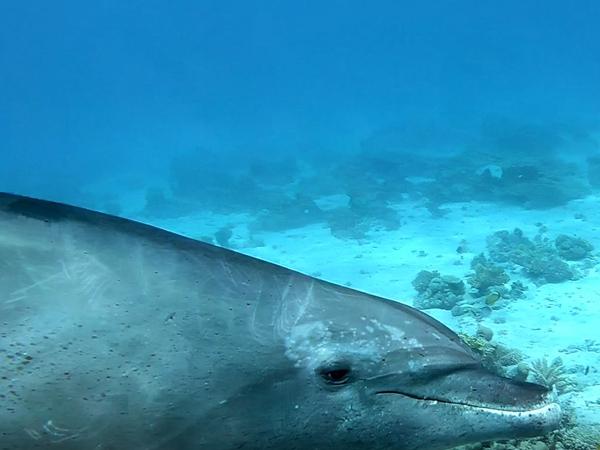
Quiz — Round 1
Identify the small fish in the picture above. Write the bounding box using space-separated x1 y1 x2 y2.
164 311 176 324
485 291 501 306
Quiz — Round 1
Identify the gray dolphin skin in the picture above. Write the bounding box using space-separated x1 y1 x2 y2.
0 193 561 450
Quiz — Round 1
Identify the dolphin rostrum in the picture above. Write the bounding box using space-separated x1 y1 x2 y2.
0 193 560 449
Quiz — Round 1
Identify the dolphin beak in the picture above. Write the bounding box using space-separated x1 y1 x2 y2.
439 366 557 412
368 363 560 414
368 364 562 440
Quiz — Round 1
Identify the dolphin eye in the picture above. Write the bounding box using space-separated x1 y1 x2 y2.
319 366 352 385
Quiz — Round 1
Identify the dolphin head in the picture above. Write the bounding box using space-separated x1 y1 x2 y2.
0 193 560 450
277 281 561 450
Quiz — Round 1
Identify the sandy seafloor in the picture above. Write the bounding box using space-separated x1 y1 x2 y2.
106 186 600 430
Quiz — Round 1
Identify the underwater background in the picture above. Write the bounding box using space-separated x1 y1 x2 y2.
2 1 600 448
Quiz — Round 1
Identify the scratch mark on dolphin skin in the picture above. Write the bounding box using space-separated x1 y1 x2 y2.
251 277 315 343
249 278 265 338
61 238 113 305
24 428 41 440
23 420 89 445
61 259 73 280
277 278 315 336
4 294 27 304
279 280 292 308
219 260 236 286
5 272 65 304
43 419 88 444
9 272 63 296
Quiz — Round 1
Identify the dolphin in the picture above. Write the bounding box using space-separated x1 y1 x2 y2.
0 193 560 450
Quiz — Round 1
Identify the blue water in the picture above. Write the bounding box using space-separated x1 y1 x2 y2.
2 1 600 202
2 2 600 448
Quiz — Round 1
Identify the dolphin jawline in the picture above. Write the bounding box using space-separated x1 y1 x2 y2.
375 390 560 414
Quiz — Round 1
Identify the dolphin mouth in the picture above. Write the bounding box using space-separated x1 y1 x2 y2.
375 390 559 414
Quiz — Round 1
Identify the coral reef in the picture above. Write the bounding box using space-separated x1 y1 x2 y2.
417 119 593 210
422 152 590 210
412 270 465 310
487 228 535 264
528 357 578 394
468 254 510 297
214 226 233 248
476 324 494 342
348 195 401 231
250 194 325 232
507 280 528 299
523 252 575 284
458 333 523 377
487 229 575 284
455 424 600 450
169 151 258 211
451 302 493 319
141 188 199 219
326 208 374 240
156 119 599 230
551 425 600 450
248 156 300 187
554 234 594 261
325 190 401 240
